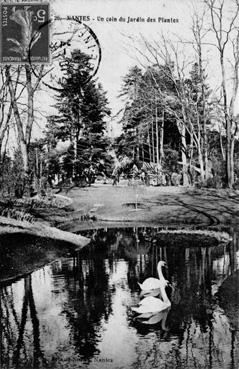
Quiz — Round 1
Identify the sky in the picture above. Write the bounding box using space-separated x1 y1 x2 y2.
47 0 195 137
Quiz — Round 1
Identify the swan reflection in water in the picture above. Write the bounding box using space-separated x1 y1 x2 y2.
136 307 170 328
132 278 171 333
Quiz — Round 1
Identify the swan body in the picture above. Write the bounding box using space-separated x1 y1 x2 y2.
138 261 167 291
140 287 162 298
132 279 171 315
131 296 170 314
138 278 161 291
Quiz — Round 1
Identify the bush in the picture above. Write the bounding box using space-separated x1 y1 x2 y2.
195 175 222 189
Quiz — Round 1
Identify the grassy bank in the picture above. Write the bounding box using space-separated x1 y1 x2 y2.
0 194 90 284
0 184 237 285
59 184 239 232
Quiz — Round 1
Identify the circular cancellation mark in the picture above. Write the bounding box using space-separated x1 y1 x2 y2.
28 16 102 91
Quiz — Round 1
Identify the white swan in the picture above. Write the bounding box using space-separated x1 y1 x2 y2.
131 279 171 314
138 260 167 291
140 287 161 299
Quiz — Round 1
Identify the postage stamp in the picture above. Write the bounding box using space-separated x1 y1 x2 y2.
0 2 50 64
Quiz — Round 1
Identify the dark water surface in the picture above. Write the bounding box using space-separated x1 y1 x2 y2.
0 227 239 369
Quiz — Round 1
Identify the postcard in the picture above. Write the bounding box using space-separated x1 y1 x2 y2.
0 1 238 368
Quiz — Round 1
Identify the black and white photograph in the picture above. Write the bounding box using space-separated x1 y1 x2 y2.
0 0 239 368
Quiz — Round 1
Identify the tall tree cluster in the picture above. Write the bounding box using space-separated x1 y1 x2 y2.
46 51 112 182
117 1 239 187
117 60 213 185
0 63 48 196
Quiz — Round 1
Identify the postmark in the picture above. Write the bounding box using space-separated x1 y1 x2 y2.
0 2 50 64
39 17 102 90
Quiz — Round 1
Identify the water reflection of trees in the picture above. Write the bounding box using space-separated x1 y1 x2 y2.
1 227 238 369
51 252 113 362
132 228 239 369
81 227 239 368
0 275 46 369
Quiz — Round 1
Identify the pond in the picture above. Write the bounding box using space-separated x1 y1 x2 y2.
0 227 239 369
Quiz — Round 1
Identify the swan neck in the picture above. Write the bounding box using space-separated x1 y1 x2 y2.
161 285 170 304
157 264 165 280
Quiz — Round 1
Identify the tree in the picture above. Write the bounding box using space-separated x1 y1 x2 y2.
46 50 112 182
117 66 146 162
2 5 64 192
0 68 12 160
118 64 181 172
205 0 239 187
183 61 212 181
5 63 46 182
134 33 216 184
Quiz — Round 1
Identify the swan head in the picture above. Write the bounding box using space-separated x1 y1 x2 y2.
157 260 167 268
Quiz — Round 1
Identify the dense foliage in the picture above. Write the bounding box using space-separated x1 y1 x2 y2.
45 51 113 185
114 60 237 187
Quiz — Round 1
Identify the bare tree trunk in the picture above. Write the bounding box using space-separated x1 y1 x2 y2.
25 66 34 146
147 122 152 162
151 118 155 163
221 56 233 187
72 132 77 179
136 127 140 162
1 125 10 162
189 141 194 186
5 67 29 174
225 115 232 188
200 57 209 180
204 133 209 179
159 109 164 165
0 104 12 156
155 107 160 167
219 129 226 161
198 146 205 181
231 137 235 185
181 124 189 186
